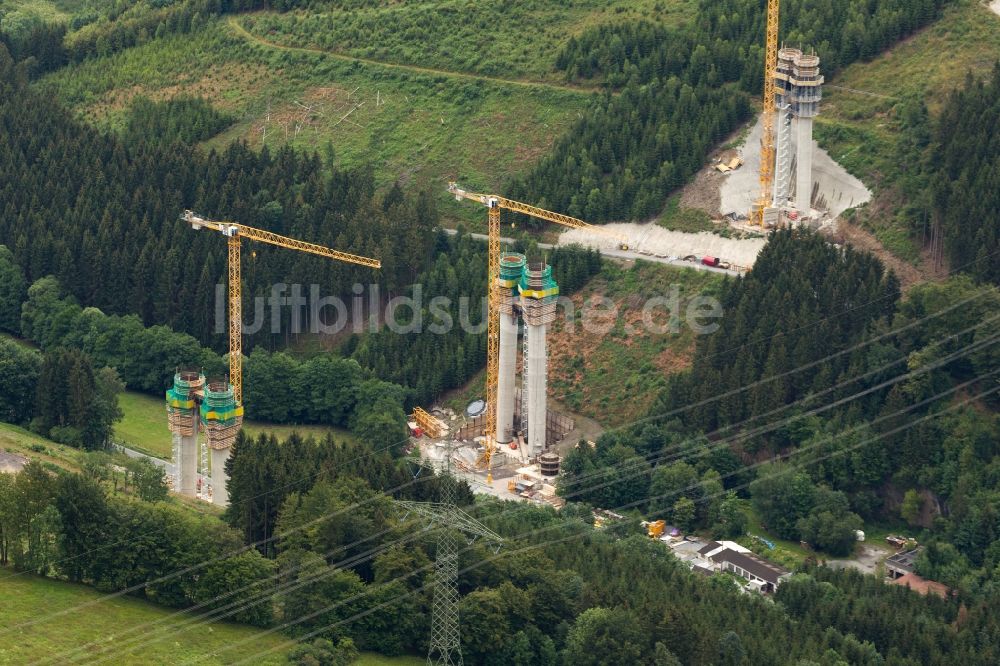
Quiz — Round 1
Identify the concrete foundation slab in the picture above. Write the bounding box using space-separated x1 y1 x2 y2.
720 113 870 220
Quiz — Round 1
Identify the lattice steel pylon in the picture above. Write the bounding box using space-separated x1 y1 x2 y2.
397 446 502 666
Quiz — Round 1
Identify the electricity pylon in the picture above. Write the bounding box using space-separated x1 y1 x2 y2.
397 444 502 666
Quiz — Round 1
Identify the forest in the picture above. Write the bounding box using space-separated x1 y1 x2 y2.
0 48 437 351
560 230 1000 588
122 95 234 147
4 445 1000 664
1 1 999 664
0 253 411 449
922 63 1000 285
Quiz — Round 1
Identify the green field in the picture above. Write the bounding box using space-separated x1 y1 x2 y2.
0 421 85 472
0 571 292 664
0 570 423 665
116 390 356 459
547 261 726 426
816 0 1000 261
238 0 696 82
37 16 590 223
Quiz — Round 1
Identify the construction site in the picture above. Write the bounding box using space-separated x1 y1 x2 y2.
560 28 871 269
161 2 869 514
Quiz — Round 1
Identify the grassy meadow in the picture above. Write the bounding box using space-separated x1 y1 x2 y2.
115 390 356 459
0 421 86 472
0 571 424 665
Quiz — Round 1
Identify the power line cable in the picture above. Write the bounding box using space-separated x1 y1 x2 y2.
23 313 997 645
216 379 998 666
104 366 997 664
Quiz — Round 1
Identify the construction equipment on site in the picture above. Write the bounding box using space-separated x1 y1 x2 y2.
646 519 666 539
447 183 616 481
412 406 447 439
176 210 379 504
751 0 780 227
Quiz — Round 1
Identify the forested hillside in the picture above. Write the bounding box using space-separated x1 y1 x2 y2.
6 451 1000 664
673 229 900 433
2 2 1000 664
925 64 1000 284
560 230 1000 590
0 49 436 352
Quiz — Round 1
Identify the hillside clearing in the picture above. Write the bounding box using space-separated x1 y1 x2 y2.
37 18 589 220
548 260 725 426
236 0 697 82
816 0 1000 266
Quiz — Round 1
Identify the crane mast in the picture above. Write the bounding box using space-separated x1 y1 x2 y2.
181 210 380 403
752 0 780 226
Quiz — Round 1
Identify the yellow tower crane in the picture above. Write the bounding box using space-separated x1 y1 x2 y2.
752 0 781 227
447 183 621 480
180 210 380 404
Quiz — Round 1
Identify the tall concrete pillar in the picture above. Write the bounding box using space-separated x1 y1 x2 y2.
796 116 814 213
201 380 243 507
497 312 518 443
519 262 558 458
178 433 199 497
166 370 205 498
525 322 547 457
496 253 525 444
789 52 822 214
211 447 230 506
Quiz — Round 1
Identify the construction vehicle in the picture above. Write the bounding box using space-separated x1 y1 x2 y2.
447 183 623 480
645 520 666 539
180 210 380 404
751 0 780 227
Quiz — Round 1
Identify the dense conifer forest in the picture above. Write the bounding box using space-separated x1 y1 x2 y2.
561 230 1000 591
0 48 436 351
926 64 1000 284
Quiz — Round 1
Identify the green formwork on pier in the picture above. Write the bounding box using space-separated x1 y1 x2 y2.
498 253 526 291
200 382 244 450
518 263 559 301
166 371 205 436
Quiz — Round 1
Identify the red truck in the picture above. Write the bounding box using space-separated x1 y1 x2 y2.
701 256 720 267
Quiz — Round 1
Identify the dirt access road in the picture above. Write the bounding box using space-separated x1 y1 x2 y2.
227 16 595 96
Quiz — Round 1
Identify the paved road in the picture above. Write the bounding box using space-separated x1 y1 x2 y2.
443 228 741 276
117 443 175 477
